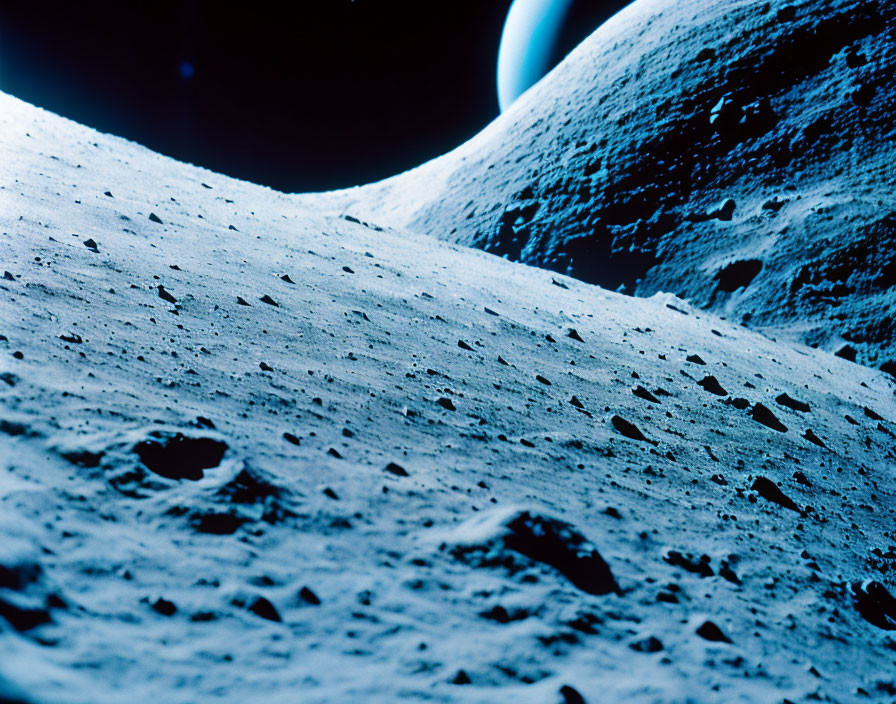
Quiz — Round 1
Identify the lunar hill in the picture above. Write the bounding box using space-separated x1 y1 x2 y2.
308 0 896 378
2 88 896 702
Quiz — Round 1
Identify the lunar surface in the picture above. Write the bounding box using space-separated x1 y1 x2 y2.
314 0 896 376
2 1 896 702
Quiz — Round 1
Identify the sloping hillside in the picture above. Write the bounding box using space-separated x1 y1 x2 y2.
312 0 896 377
1 89 896 702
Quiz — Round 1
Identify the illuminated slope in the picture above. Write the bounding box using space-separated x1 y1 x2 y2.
1 84 896 702
314 0 896 376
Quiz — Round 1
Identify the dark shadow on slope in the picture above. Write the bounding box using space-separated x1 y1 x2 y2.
853 580 896 630
449 509 620 596
714 259 763 292
134 431 228 481
503 512 620 596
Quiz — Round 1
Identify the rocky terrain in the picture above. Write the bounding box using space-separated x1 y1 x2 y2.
1 80 896 702
310 0 896 376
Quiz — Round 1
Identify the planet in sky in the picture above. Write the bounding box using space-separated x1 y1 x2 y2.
496 0 631 112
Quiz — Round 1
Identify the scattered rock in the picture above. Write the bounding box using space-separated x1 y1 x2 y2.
259 295 279 307
82 238 99 252
629 636 664 653
448 507 620 596
719 559 741 585
148 213 163 224
211 471 282 521
696 620 731 643
248 596 281 622
664 550 714 577
298 587 321 606
726 397 750 410
697 375 727 396
776 393 810 412
611 415 649 443
436 397 456 411
384 462 409 477
864 406 884 422
157 286 177 304
852 580 896 630
802 429 825 448
212 474 279 528
0 552 43 591
0 593 51 632
0 545 54 632
458 340 474 351
191 512 244 535
751 403 787 432
632 386 660 403
451 670 471 685
479 605 529 623
686 354 706 365
793 471 812 487
567 328 584 342
58 446 103 467
152 598 177 616
751 476 800 512
559 685 587 704
535 375 552 386
835 345 857 362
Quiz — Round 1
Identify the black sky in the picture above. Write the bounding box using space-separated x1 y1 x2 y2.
0 1 625 192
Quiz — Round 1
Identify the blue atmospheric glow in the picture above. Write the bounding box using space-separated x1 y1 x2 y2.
179 61 195 80
497 0 574 112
